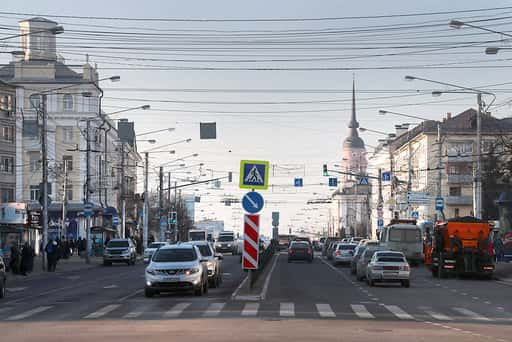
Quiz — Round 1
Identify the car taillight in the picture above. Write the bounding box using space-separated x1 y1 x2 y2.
400 265 410 271
372 265 383 270
288 248 293 254
307 248 312 254
335 251 341 256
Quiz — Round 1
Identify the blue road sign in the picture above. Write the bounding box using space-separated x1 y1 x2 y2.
359 177 369 185
382 172 391 182
240 160 269 190
112 215 119 226
242 191 265 214
411 211 419 219
435 197 444 211
294 178 303 187
377 218 384 228
160 217 167 229
328 177 338 187
84 203 93 217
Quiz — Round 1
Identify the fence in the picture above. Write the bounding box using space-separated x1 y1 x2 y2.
249 240 278 286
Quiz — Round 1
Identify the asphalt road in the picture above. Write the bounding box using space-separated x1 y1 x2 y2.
1 252 511 342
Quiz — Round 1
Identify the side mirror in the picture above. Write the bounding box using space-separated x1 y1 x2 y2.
200 258 209 263
215 253 224 260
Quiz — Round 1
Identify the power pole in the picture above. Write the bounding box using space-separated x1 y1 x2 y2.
436 122 443 221
85 119 91 264
61 161 68 239
167 171 171 237
143 152 149 250
407 130 412 218
120 142 125 238
475 93 483 219
41 94 49 270
159 166 164 241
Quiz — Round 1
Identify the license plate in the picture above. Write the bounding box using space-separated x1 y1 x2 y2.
163 276 180 281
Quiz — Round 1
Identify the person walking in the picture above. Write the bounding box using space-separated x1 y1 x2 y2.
20 242 35 276
45 240 57 272
494 233 504 262
9 245 20 274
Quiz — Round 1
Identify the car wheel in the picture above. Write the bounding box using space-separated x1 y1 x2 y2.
369 279 375 287
194 283 204 296
103 261 111 266
0 280 5 299
204 280 209 294
356 274 362 281
144 288 155 298
402 280 410 288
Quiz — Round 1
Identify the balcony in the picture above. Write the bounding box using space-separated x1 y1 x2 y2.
445 196 473 206
447 174 473 184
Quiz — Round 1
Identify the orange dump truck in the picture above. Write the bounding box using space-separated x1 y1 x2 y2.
429 217 495 278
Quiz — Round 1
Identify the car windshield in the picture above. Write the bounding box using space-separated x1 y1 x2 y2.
339 244 356 250
107 241 128 248
291 242 309 248
149 243 165 249
196 245 212 256
152 248 196 262
218 236 234 242
389 228 421 242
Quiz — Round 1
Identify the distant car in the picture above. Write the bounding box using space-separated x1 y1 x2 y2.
356 246 385 281
214 234 236 254
103 238 137 266
183 241 223 288
332 243 357 265
144 242 168 263
288 241 313 263
366 251 411 288
326 241 341 260
0 256 6 298
351 240 379 274
145 244 209 297
349 237 365 244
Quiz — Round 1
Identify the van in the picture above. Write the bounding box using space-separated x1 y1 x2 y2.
379 221 423 265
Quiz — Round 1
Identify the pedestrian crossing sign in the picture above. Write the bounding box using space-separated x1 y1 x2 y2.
240 160 269 190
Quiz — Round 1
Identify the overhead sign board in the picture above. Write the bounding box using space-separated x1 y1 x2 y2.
240 160 269 190
242 191 265 214
407 191 431 204
243 214 260 270
328 178 338 187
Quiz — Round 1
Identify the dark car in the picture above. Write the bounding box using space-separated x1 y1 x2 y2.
0 256 6 298
288 241 313 263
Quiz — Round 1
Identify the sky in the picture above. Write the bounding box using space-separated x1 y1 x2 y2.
2 0 512 237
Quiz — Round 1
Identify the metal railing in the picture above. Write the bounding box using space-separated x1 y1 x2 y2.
249 240 278 286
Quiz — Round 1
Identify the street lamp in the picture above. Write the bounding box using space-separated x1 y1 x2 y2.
106 104 150 117
143 138 192 153
449 19 512 38
136 127 175 137
138 139 156 144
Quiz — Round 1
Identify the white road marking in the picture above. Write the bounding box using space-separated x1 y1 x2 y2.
164 303 191 318
118 289 143 302
350 304 375 319
203 303 225 317
280 302 295 317
260 253 279 301
241 303 259 317
123 305 150 319
103 285 119 289
316 304 336 318
6 287 27 292
83 304 121 319
453 307 490 321
6 306 53 321
423 309 453 321
384 305 414 320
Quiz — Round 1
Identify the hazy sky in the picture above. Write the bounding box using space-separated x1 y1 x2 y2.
2 0 512 236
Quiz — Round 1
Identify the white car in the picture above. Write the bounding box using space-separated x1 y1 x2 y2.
332 243 357 265
144 242 168 263
366 251 411 288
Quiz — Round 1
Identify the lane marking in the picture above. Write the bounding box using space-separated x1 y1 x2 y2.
260 253 279 301
6 287 27 292
83 304 121 319
452 307 490 321
202 302 225 317
123 305 151 319
316 304 336 318
384 305 414 320
351 304 375 319
6 306 53 321
423 309 453 321
280 302 295 317
103 284 119 289
118 289 143 302
241 303 259 317
164 302 191 318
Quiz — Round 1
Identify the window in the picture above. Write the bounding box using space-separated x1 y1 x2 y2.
449 187 462 196
63 155 73 172
62 127 73 143
454 208 460 217
29 94 42 110
152 248 197 262
30 185 40 201
0 94 13 113
0 156 14 173
63 94 74 111
448 165 459 175
389 229 403 241
447 142 473 157
65 187 73 201
29 154 40 172
0 126 14 142
23 120 39 137
0 188 14 203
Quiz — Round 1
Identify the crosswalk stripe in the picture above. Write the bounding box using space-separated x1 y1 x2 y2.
280 302 295 317
6 306 53 321
164 302 191 318
384 305 414 320
241 303 259 317
350 304 375 319
203 303 226 317
453 307 490 321
83 304 121 319
424 309 453 321
316 304 336 318
123 305 151 319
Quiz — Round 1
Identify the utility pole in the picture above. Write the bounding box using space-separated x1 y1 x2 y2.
159 166 164 241
174 181 178 241
407 130 412 219
61 161 68 239
120 142 125 238
41 94 49 271
143 152 149 250
167 171 171 237
475 93 483 219
436 123 443 221
85 120 91 264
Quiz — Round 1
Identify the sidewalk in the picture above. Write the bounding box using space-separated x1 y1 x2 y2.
494 261 512 284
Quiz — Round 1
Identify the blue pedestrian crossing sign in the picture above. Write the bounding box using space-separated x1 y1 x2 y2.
411 211 419 219
435 197 444 211
242 191 265 214
294 178 303 187
240 160 269 190
359 176 369 185
328 178 338 187
377 218 384 228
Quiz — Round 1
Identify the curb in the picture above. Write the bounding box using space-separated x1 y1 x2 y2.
231 252 279 301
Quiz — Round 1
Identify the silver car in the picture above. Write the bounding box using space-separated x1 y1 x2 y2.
356 246 385 281
144 242 168 263
103 238 137 266
366 251 411 288
332 243 357 265
183 241 223 288
145 244 209 297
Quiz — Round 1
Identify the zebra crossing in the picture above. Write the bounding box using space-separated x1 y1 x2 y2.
1 302 510 322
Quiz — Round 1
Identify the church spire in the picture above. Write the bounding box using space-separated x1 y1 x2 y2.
348 76 359 137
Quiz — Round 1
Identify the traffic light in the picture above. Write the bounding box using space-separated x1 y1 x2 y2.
322 164 328 176
228 171 233 182
170 211 177 224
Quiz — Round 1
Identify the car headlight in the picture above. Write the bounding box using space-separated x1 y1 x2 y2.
185 268 200 275
206 261 215 270
227 244 231 247
146 268 157 275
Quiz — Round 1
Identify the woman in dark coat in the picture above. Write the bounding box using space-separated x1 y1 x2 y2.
20 242 35 275
9 245 20 274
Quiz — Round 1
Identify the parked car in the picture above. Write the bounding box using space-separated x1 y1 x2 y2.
288 241 313 263
332 243 357 265
103 238 137 266
321 237 338 257
145 244 209 297
183 241 223 288
356 246 385 281
366 251 411 288
326 241 341 260
351 240 380 274
349 237 365 244
0 256 6 298
144 242 168 263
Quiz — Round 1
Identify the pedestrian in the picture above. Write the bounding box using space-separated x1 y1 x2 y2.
9 245 20 274
20 242 34 276
487 237 495 260
494 233 504 262
45 239 57 272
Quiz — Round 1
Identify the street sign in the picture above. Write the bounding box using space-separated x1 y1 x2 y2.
377 218 384 228
359 177 369 185
382 172 391 182
242 191 265 214
272 211 279 226
84 203 93 217
435 197 444 211
243 214 260 270
407 191 431 204
112 215 120 226
411 211 419 219
328 178 338 187
294 178 303 187
160 217 167 229
240 160 269 190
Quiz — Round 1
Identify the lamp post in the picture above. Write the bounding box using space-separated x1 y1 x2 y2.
404 75 496 219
